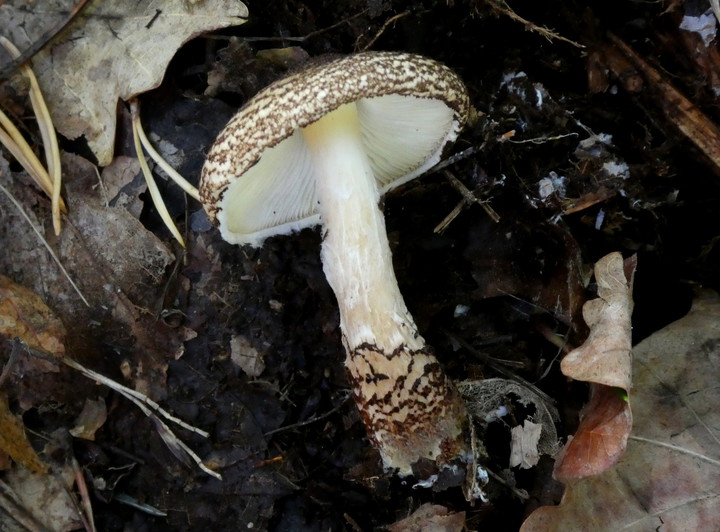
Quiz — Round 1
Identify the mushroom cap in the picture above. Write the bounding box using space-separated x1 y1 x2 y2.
200 51 469 246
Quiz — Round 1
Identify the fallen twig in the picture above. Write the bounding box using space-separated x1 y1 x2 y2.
358 10 412 52
486 0 584 49
434 169 500 233
264 392 351 437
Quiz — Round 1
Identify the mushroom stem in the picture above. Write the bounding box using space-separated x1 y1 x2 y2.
302 103 468 475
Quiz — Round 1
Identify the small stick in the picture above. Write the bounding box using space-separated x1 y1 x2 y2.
358 10 412 52
485 467 530 500
70 457 97 532
429 146 477 174
264 392 351 437
486 0 584 49
434 170 500 233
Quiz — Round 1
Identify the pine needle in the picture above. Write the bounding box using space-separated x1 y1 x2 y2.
0 37 64 234
130 104 186 248
131 100 200 202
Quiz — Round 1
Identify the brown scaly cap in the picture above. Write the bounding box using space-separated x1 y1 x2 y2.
200 51 469 223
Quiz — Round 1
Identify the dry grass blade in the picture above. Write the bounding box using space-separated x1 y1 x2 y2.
60 357 210 438
628 436 720 468
59 356 220 480
0 37 64 235
113 494 167 517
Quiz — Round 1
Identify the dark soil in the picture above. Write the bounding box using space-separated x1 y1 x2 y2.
5 0 720 530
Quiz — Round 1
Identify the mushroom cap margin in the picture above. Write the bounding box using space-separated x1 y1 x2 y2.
200 51 470 227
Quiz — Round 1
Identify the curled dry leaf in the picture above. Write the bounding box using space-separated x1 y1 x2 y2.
0 0 248 165
69 397 108 441
1 152 179 399
554 252 636 481
522 292 720 532
553 384 632 482
0 276 55 471
0 263 217 479
464 217 585 328
560 252 635 390
0 392 47 473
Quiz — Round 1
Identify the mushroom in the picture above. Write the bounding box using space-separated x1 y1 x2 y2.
201 51 470 476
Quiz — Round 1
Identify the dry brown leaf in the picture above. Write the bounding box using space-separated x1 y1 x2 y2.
553 252 636 481
99 155 144 217
0 0 248 165
0 392 47 473
560 252 635 390
387 503 466 532
464 218 585 327
0 233 213 477
0 151 181 399
553 384 632 482
0 274 66 410
61 152 175 299
0 273 65 356
522 292 720 532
